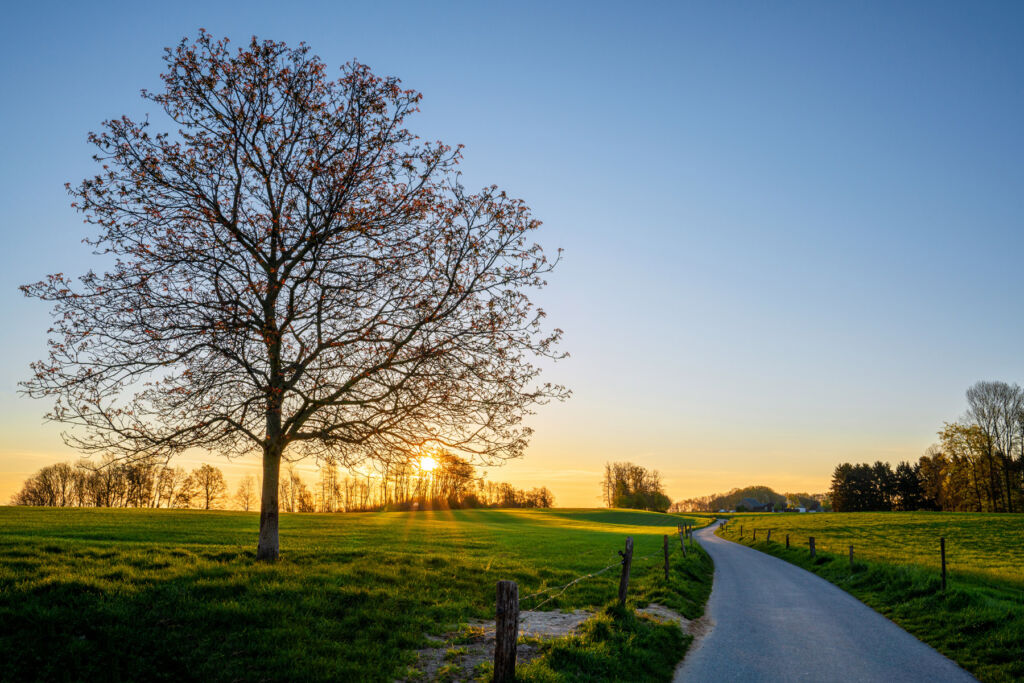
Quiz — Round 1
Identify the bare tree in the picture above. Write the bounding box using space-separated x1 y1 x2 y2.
236 475 257 512
965 381 1022 512
21 32 566 559
158 466 190 508
190 464 227 510
173 473 200 509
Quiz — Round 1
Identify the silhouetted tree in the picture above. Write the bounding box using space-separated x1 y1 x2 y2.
235 475 257 512
21 31 566 559
893 461 925 511
191 464 227 510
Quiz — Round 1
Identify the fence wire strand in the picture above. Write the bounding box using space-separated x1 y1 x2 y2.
517 541 688 611
522 559 624 610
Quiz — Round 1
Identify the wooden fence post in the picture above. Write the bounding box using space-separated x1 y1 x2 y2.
740 525 743 539
618 537 634 607
753 529 757 541
767 529 771 542
663 535 670 581
494 580 519 683
940 537 947 591
809 536 816 559
679 530 687 557
849 545 854 567
786 534 790 549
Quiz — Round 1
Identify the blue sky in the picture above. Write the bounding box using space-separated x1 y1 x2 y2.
2 1 1023 505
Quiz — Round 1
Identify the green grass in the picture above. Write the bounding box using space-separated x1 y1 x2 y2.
516 604 689 682
717 512 1024 682
0 507 712 682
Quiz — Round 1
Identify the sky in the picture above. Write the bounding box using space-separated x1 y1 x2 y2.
2 1 1023 507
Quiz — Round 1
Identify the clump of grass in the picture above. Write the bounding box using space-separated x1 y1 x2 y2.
517 603 688 682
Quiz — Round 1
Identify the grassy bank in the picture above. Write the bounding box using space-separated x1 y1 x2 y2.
717 512 1024 682
0 507 712 682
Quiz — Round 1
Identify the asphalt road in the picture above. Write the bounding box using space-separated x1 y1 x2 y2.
675 520 977 682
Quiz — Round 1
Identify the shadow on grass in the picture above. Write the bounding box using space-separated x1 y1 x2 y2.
0 540 467 682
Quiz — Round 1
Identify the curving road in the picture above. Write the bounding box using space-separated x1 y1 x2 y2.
675 521 976 682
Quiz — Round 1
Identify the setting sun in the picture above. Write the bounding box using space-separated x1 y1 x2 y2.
417 455 438 472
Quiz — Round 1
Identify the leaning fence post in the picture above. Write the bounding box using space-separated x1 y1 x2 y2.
809 536 816 559
494 580 519 683
940 537 947 591
618 537 634 607
663 534 670 581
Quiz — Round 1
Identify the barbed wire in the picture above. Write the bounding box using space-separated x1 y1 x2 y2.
524 559 624 610
517 544 685 611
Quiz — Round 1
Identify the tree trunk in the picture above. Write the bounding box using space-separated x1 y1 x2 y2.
256 444 282 561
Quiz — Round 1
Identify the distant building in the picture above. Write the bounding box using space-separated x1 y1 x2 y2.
738 497 773 512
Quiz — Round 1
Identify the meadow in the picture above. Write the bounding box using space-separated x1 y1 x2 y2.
717 512 1024 682
0 507 712 682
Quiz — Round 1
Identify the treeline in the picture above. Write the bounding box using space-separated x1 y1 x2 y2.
11 451 554 513
671 486 826 512
832 380 1024 513
600 462 671 512
11 457 229 510
307 451 553 512
830 461 927 512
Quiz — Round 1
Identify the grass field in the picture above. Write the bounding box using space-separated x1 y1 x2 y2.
717 512 1024 682
0 507 712 682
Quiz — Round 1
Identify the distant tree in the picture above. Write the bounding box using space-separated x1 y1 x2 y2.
235 475 257 512
829 463 854 512
783 493 821 511
529 487 555 508
965 381 1022 512
939 422 993 512
296 484 316 512
173 473 200 509
672 485 791 512
917 445 946 510
158 466 191 508
601 462 671 512
871 461 896 510
893 461 925 511
190 464 227 510
831 462 893 512
20 31 566 560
